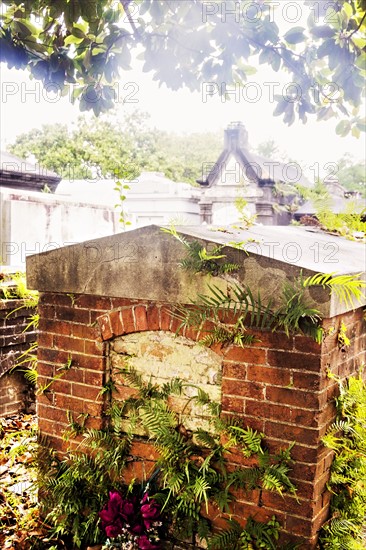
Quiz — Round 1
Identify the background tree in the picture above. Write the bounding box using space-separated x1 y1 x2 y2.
12 115 363 195
255 139 280 159
1 0 365 133
335 153 366 196
8 110 222 184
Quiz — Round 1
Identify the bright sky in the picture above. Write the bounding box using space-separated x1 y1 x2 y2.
0 1 365 182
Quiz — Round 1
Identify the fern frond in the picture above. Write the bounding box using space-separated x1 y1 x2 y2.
227 467 262 491
22 368 38 385
140 401 178 436
195 429 219 449
198 283 275 330
120 367 145 390
192 476 211 508
245 515 280 548
208 519 242 549
275 278 321 337
160 378 183 397
303 272 366 309
226 425 264 456
261 471 287 495
162 470 185 495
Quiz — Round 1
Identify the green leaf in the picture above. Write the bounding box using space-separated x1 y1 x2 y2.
341 2 353 21
64 34 84 45
273 98 288 117
73 21 88 34
271 53 281 72
241 64 257 76
284 26 306 44
317 38 336 58
327 7 342 30
353 37 366 49
336 120 351 137
12 20 33 38
310 25 335 39
355 53 366 70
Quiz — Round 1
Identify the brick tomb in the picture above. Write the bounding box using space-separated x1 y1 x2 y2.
26 225 366 548
0 298 36 416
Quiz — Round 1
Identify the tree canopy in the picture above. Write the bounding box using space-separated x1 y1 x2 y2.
1 0 365 134
8 110 222 183
9 111 364 194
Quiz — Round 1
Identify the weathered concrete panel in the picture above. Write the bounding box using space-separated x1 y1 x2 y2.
0 187 119 266
111 331 222 431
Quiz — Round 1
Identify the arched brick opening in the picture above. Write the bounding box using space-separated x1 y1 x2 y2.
96 302 225 353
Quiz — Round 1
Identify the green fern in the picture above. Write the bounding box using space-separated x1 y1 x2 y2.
297 182 366 239
161 377 183 397
179 278 324 345
35 368 298 548
208 516 285 550
226 445 297 498
275 277 322 340
195 429 219 449
319 369 366 549
303 272 366 310
161 225 239 275
208 518 243 549
226 425 264 456
198 283 275 329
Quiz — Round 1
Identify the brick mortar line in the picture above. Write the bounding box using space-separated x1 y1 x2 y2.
37 346 103 358
39 331 98 343
263 435 320 450
52 391 103 403
223 360 323 369
279 506 329 523
243 397 320 408
223 380 323 391
223 386 324 400
237 494 313 506
243 415 324 432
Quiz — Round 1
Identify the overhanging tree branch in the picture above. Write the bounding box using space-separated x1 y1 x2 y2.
119 0 142 40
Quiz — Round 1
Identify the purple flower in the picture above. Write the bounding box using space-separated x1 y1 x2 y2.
141 499 161 530
99 490 162 547
137 534 161 550
120 498 137 521
131 523 144 535
99 491 124 527
105 518 124 538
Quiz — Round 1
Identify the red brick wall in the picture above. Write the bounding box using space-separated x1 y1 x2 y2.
36 292 366 549
0 299 36 416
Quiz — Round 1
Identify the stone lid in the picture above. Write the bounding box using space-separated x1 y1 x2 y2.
26 225 366 317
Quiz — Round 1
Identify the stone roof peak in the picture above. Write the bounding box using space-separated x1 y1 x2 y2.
224 122 248 151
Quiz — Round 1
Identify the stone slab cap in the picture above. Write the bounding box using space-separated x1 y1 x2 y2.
26 225 366 317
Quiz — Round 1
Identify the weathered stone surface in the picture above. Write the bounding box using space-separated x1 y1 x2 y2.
111 331 222 431
26 225 365 317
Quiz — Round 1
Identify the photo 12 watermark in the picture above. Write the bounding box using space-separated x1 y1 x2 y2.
200 159 304 184
201 1 339 24
0 240 141 266
201 81 341 104
1 81 139 106
199 159 345 185
242 240 339 264
0 238 340 267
